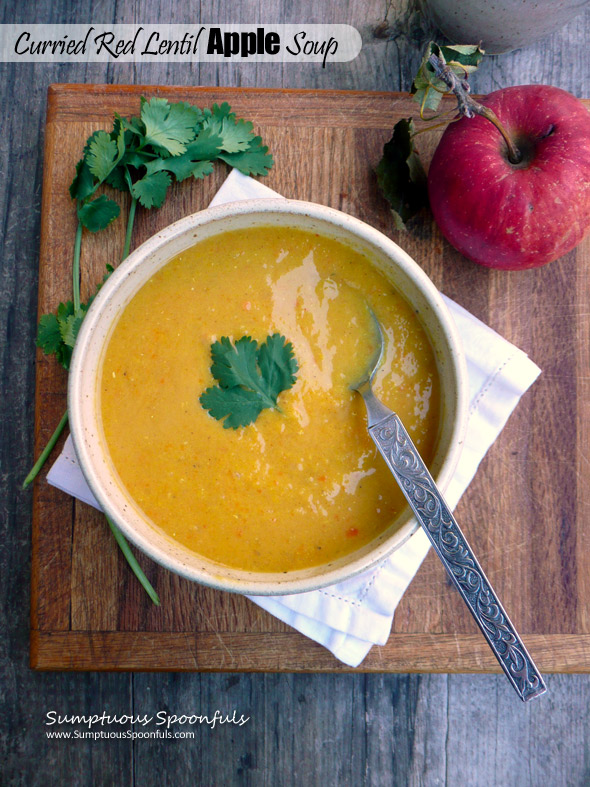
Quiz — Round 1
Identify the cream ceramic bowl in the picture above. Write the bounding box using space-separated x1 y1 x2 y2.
69 199 468 595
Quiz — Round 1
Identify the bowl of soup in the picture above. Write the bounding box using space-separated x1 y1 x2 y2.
68 198 468 595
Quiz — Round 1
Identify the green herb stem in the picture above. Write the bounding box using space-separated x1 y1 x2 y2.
72 220 83 313
106 514 160 605
22 409 68 489
122 196 137 261
105 193 161 603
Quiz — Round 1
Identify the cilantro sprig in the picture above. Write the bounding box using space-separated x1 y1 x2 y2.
69 97 272 234
200 335 298 429
35 265 114 371
25 96 274 604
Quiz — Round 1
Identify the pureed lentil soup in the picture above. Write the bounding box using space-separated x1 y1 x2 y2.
100 226 440 573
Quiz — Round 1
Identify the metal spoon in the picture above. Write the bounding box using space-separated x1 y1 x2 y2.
351 308 547 702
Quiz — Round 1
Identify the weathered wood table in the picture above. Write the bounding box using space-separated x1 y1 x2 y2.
3 1 590 784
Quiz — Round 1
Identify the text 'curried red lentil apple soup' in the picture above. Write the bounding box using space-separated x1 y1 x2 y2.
99 225 441 573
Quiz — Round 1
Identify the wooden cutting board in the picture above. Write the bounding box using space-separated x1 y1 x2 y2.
30 84 590 671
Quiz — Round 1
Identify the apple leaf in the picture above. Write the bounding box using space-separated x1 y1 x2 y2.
439 44 485 73
375 118 427 230
412 42 485 115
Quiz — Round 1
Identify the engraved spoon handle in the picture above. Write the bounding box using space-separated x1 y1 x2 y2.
366 406 546 702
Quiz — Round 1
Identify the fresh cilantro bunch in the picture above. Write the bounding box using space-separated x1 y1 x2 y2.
71 97 273 221
26 96 275 604
200 335 298 429
37 97 273 377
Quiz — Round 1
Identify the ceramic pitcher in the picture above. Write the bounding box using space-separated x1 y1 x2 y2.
420 0 589 53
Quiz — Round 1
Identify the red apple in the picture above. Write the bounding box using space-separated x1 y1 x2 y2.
428 85 590 270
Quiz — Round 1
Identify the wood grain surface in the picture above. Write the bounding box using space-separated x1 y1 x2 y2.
30 83 590 672
4 1 590 784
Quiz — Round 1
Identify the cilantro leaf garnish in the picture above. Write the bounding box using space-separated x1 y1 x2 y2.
140 97 200 156
130 170 172 209
181 159 215 181
199 385 267 430
218 137 274 177
69 159 95 202
143 131 221 182
36 265 113 370
257 333 299 395
200 335 298 429
202 111 255 153
58 302 87 350
103 97 273 209
203 101 233 120
216 118 256 153
86 130 120 181
77 194 120 232
36 312 70 367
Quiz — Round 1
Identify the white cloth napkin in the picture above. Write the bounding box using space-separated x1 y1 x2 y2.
47 170 541 667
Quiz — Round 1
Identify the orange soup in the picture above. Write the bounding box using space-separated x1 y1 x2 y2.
100 226 440 572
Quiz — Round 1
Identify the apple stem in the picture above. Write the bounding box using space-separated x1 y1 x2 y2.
428 53 522 165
